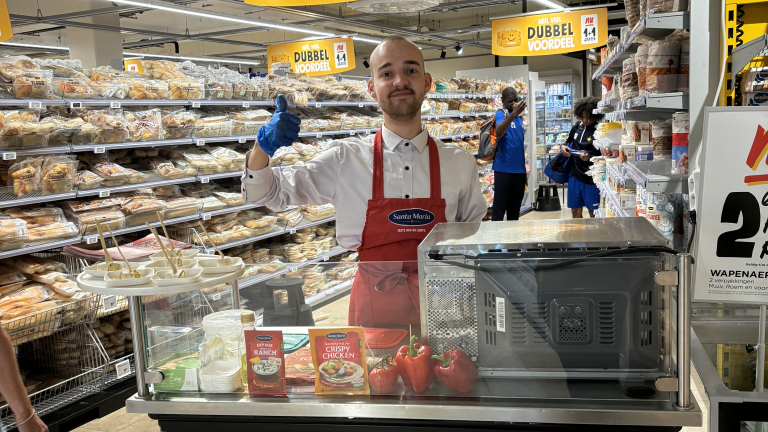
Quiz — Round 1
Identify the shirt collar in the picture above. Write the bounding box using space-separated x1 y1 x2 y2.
381 124 429 152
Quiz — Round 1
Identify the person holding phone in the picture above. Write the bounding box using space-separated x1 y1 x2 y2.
559 96 604 218
491 87 528 221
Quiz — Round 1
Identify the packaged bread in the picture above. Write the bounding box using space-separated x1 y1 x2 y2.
0 283 55 309
181 149 223 174
168 78 203 100
0 57 32 81
63 197 121 213
40 156 78 196
651 119 672 158
302 204 335 221
179 182 213 198
88 81 129 100
89 160 130 187
9 71 52 99
71 209 125 235
206 146 246 171
26 222 78 241
141 60 183 79
40 64 88 80
0 120 55 150
161 109 199 139
87 110 129 144
75 170 104 190
207 219 238 233
205 81 234 100
648 0 687 14
150 159 185 180
8 157 43 198
163 197 199 218
0 109 39 130
0 219 27 243
4 207 65 226
211 191 245 207
198 196 227 212
193 116 234 138
52 78 97 99
242 215 277 229
646 40 681 94
118 195 166 215
124 109 163 142
127 79 168 100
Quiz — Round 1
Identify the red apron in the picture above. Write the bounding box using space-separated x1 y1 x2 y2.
347 130 447 327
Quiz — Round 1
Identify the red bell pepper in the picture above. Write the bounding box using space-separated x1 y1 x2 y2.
395 335 434 393
431 349 478 393
368 354 399 394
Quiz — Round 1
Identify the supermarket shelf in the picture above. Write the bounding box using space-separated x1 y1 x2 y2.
545 131 568 134
0 191 77 209
189 100 274 107
592 12 690 79
292 215 337 231
310 101 378 107
204 216 337 252
0 98 380 108
198 171 243 182
77 176 199 198
0 98 65 107
436 132 480 140
298 128 378 138
422 111 494 120
238 246 349 289
68 99 191 108
0 237 81 259
733 34 768 76
426 93 501 99
624 162 688 193
72 138 194 152
305 278 354 307
202 203 261 219
1 147 71 159
601 93 689 122
596 180 630 217
80 214 202 243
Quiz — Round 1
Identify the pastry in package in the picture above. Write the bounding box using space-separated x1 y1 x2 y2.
245 330 286 396
308 327 369 395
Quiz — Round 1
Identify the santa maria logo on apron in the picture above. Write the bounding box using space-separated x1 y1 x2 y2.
388 208 436 226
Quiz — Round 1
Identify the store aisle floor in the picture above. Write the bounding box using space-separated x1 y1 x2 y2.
72 407 158 432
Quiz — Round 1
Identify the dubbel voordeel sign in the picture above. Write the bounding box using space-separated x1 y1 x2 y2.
694 107 768 304
492 7 607 56
266 37 356 77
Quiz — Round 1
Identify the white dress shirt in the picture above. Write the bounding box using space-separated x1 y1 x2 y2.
241 125 488 251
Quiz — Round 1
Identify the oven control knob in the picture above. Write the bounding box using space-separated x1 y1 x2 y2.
558 306 570 315
575 306 586 315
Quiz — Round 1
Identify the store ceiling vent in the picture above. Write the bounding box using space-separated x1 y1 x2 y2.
347 0 441 13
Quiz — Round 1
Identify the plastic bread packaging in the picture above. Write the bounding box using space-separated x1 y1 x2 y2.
123 168 149 185
665 30 690 91
4 207 65 227
179 182 213 198
205 79 234 100
0 56 38 81
161 109 199 139
0 283 55 310
0 109 40 129
88 81 128 100
52 78 97 99
39 64 89 81
124 109 163 142
87 110 129 144
198 196 227 212
62 197 121 214
70 209 125 235
301 204 335 221
209 211 240 225
8 157 43 198
168 78 203 100
41 156 78 196
73 170 104 191
651 119 672 158
205 146 246 172
127 79 168 100
636 42 650 95
149 159 186 180
645 40 681 94
163 197 200 219
40 117 94 147
242 215 277 229
206 219 238 233
89 160 130 187
141 60 183 78
193 116 234 138
0 120 55 150
211 191 245 207
181 149 223 174
0 219 27 241
7 70 52 99
118 195 167 215
621 56 639 100
26 222 78 241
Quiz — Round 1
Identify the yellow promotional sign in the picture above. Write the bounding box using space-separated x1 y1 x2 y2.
492 7 607 56
124 60 143 74
0 0 13 43
267 37 355 77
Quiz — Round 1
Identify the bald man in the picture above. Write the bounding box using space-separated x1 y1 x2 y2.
243 36 486 328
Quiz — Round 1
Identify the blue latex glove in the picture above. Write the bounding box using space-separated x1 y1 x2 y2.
256 94 301 157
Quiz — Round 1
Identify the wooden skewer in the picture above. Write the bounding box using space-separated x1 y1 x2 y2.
156 212 176 253
145 223 177 274
93 220 113 264
197 222 225 259
106 226 132 273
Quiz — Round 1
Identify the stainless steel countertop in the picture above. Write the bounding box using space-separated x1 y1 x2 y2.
126 389 701 427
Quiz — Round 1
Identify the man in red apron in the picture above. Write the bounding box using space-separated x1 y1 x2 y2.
243 36 487 328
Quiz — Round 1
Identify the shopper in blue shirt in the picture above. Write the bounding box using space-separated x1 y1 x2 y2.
491 87 528 221
560 96 604 218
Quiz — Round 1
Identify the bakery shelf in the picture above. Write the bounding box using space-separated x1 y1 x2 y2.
201 226 287 252
435 132 480 140
0 237 82 260
0 191 78 209
309 101 378 107
596 180 630 217
0 147 72 159
76 175 199 198
188 100 274 107
592 12 690 79
422 111 494 120
298 128 378 138
602 93 689 122
71 138 195 152
201 203 261 219
426 93 501 99
3 293 101 347
194 136 254 145
305 278 354 307
291 215 337 231
237 246 348 289
198 171 244 182
0 98 65 107
103 353 135 388
67 99 191 108
624 161 688 193
80 214 202 244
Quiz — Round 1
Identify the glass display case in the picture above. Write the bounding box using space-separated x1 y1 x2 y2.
75 218 702 431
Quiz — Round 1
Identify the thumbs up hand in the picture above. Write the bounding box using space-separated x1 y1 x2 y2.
256 94 302 157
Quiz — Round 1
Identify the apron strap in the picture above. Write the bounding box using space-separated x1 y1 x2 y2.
372 129 442 200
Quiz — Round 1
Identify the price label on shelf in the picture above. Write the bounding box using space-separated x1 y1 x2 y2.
2 152 16 161
191 101 201 108
28 101 42 109
70 101 82 109
427 116 433 121
110 101 121 109
238 137 247 144
116 359 132 379
196 140 205 146
203 213 211 221
316 133 323 138
290 267 298 273
99 190 110 198
349 131 355 136
365 130 371 135
460 114 465 119
242 102 250 108
200 177 210 184
323 255 329 261
358 103 364 108
212 293 222 301
103 295 118 313
315 103 321 108
290 229 296 234
94 147 106 154
86 237 98 245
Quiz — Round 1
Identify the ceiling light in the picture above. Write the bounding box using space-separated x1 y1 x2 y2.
352 36 382 44
126 52 262 66
0 42 69 50
363 58 370 68
531 0 566 9
103 0 335 37
440 50 446 59
454 44 463 55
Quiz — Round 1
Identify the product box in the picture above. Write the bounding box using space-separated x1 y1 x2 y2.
308 327 369 395
153 353 201 392
743 92 768 106
245 330 286 396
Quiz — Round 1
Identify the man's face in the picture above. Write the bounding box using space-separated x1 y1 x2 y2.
580 112 595 126
502 94 518 111
367 40 432 122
